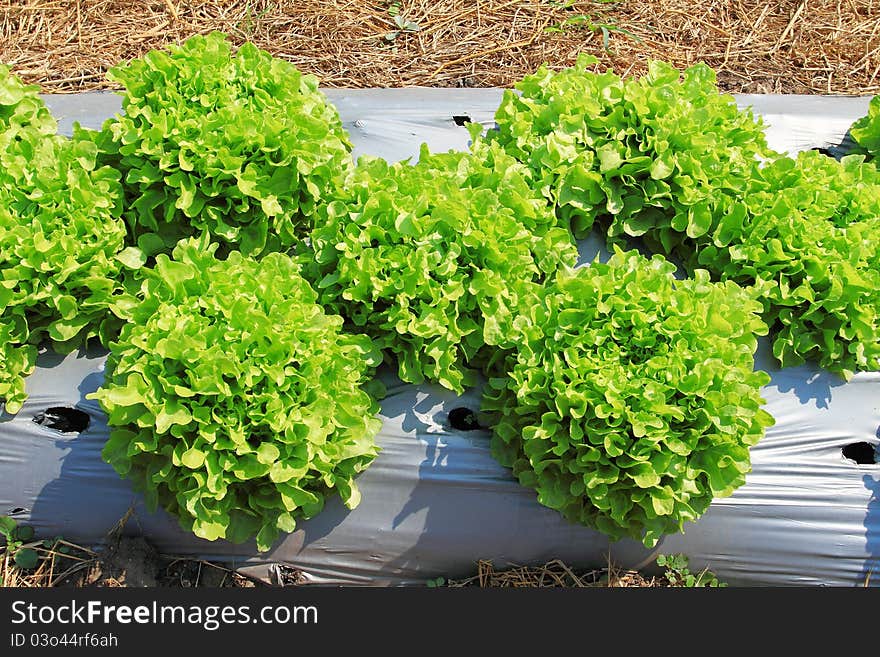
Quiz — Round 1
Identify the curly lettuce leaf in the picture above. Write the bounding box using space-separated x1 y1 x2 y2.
484 55 775 253
487 56 880 377
87 32 353 258
850 94 880 160
481 249 774 547
90 234 382 551
303 140 578 393
0 64 129 414
697 149 880 377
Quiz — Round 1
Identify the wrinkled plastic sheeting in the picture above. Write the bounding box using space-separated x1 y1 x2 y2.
0 89 875 587
43 89 873 162
43 89 505 166
1 347 661 585
736 93 872 157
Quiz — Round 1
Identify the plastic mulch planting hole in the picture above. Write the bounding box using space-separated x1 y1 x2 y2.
32 407 90 434
841 442 878 465
447 407 483 431
452 115 472 126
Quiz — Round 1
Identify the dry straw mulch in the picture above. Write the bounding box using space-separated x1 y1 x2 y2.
2 549 661 587
1 0 878 95
1 510 260 588
2 535 260 588
446 558 666 587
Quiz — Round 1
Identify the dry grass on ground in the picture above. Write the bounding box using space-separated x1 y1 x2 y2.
446 558 666 587
2 537 262 588
1 511 261 588
3 542 664 587
1 1 878 95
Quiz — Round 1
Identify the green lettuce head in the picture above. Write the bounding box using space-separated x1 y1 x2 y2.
483 54 774 259
850 95 880 162
304 140 578 393
481 249 774 547
697 148 880 378
91 235 382 551
90 32 353 258
0 65 129 415
489 57 880 378
0 63 56 135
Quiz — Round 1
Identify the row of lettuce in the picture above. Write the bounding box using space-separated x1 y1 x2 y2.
1 33 879 552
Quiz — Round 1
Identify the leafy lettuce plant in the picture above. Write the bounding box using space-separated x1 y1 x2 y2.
304 141 578 393
0 65 130 415
88 32 352 258
697 149 880 376
0 63 56 134
483 54 774 257
91 235 382 551
0 324 31 417
481 249 774 547
487 57 880 377
850 94 880 162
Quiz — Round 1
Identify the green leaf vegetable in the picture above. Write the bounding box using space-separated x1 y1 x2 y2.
484 55 880 377
850 94 880 162
304 141 578 393
698 149 880 376
484 54 774 251
481 249 774 547
0 64 128 415
87 32 352 259
90 235 382 551
2 42 871 553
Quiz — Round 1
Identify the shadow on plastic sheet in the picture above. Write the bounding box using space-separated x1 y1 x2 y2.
375 374 658 584
755 336 846 410
393 391 485 581
0 348 66 426
864 473 880 586
391 390 468 530
382 379 501 583
24 348 135 545
862 428 880 586
24 348 289 565
768 368 846 411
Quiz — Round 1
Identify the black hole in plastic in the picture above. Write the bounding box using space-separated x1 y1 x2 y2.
33 407 90 434
842 442 877 465
452 115 472 126
448 407 481 431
